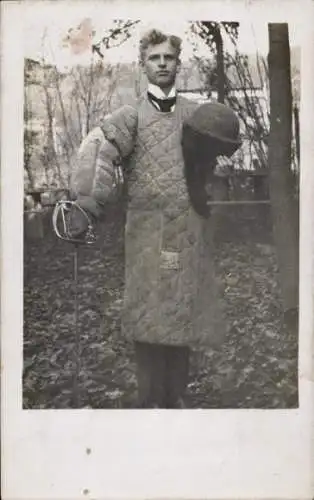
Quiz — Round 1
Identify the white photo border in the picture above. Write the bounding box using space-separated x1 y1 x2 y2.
1 1 313 498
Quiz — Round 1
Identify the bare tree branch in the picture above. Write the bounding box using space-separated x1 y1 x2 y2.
92 20 140 59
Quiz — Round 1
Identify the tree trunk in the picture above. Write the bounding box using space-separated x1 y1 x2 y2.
215 25 225 103
293 105 300 168
200 22 225 103
24 87 35 190
268 23 299 313
42 80 63 186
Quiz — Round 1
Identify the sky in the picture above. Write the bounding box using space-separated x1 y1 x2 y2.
23 2 303 71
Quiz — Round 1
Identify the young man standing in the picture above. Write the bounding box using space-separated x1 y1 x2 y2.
69 29 241 408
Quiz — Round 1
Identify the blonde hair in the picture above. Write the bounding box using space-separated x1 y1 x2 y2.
139 29 182 64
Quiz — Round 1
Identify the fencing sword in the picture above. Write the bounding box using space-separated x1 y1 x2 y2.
50 163 124 407
52 200 96 408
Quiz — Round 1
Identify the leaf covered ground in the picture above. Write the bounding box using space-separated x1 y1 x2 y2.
23 204 298 409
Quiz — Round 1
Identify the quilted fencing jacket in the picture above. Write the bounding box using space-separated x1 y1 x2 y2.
71 93 226 348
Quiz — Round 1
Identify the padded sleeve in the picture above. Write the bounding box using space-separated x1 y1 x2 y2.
70 105 138 218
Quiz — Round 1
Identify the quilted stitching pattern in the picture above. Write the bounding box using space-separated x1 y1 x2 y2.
71 94 226 347
122 95 225 347
70 127 117 217
127 96 196 212
100 104 138 158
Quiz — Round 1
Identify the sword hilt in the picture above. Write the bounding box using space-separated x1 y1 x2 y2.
52 200 96 245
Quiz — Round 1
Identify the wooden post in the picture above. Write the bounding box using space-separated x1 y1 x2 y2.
293 105 300 168
24 209 44 240
268 23 299 313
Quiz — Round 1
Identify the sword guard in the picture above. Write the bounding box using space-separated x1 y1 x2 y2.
52 200 97 245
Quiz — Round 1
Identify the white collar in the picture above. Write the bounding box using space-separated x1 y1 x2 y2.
148 83 176 100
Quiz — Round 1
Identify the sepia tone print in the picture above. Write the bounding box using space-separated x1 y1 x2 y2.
23 18 299 409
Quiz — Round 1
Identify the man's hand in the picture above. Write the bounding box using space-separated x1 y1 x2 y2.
187 162 215 218
66 204 91 239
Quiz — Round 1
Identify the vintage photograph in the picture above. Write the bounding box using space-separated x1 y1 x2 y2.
23 14 300 410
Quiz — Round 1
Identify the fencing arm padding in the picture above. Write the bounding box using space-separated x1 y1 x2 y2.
70 127 120 219
70 105 138 219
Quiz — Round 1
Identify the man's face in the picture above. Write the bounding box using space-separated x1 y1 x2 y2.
142 40 180 90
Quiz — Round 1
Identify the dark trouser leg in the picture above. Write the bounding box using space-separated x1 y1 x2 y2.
165 345 190 409
135 341 167 408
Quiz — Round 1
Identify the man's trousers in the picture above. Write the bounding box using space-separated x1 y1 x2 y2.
135 341 190 408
